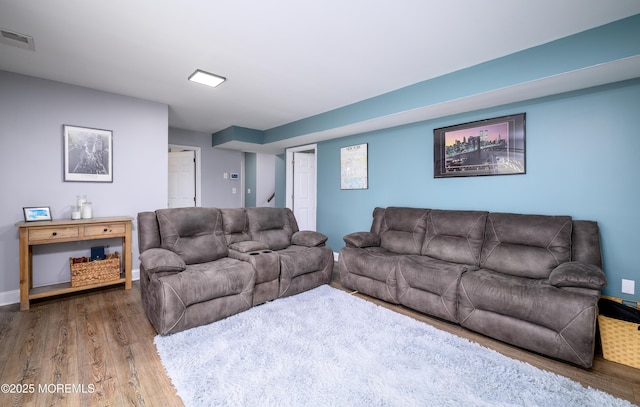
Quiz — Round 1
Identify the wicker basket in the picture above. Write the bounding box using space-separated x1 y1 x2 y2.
598 296 640 369
70 252 121 288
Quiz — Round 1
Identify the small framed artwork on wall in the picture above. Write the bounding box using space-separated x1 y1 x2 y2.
340 143 368 190
63 124 113 182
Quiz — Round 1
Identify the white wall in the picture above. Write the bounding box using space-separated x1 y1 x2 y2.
0 71 168 303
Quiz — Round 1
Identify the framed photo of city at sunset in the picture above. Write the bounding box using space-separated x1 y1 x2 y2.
433 113 526 178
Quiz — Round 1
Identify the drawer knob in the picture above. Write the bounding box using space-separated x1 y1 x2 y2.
52 232 57 236
103 228 108 232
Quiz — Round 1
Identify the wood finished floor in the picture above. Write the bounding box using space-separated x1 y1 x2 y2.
1 271 638 406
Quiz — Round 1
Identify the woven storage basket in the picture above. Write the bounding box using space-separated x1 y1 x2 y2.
598 296 640 369
70 252 121 288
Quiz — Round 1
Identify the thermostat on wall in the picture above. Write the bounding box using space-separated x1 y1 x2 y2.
230 173 240 180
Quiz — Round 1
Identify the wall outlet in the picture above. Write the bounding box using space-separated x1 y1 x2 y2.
621 279 635 295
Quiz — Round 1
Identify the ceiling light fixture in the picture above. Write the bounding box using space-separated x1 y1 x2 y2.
188 69 226 88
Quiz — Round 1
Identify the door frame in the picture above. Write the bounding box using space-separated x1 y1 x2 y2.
169 144 202 207
285 143 317 230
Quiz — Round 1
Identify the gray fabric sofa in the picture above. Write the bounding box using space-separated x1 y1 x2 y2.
138 207 333 335
339 207 607 368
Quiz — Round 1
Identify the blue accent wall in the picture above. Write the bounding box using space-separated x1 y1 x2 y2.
316 79 640 300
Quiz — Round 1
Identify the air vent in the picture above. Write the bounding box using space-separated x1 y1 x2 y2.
0 28 35 51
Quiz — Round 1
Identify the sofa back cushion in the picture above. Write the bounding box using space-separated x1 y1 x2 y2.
137 211 161 252
480 212 572 279
220 208 250 244
156 207 228 264
246 207 294 250
422 210 488 265
379 207 429 254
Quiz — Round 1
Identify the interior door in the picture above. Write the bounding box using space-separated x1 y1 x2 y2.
168 150 196 208
293 152 316 231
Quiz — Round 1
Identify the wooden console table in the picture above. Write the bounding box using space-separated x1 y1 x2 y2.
16 216 133 311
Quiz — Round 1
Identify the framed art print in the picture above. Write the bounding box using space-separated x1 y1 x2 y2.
340 143 368 190
63 124 113 182
433 113 525 178
23 206 52 222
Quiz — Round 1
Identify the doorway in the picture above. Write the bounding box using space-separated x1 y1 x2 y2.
286 144 317 231
168 145 202 208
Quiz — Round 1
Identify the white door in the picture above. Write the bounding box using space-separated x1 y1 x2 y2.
293 152 316 231
168 150 196 208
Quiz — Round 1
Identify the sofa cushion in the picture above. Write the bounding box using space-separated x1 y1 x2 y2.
379 207 429 255
397 255 477 323
480 213 572 279
220 208 250 245
422 210 488 265
156 207 228 264
152 257 255 310
247 207 293 250
459 269 596 334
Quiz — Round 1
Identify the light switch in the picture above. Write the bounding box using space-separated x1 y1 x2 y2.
232 187 237 194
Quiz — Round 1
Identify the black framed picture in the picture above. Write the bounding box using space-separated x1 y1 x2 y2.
433 113 526 178
63 124 113 182
23 206 52 222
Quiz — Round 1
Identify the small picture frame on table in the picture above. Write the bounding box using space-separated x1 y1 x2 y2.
23 206 52 222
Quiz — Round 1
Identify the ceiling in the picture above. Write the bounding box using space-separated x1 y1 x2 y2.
1 1 640 147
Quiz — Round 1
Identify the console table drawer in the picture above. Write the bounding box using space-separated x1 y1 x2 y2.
83 224 126 237
29 227 79 242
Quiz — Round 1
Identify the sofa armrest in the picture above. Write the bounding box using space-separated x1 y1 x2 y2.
548 261 607 290
139 248 186 274
343 232 380 248
229 240 269 253
291 231 328 247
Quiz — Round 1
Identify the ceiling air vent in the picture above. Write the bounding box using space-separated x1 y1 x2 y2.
0 28 35 51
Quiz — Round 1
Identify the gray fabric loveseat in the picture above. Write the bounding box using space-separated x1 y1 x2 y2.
339 207 607 368
138 207 333 335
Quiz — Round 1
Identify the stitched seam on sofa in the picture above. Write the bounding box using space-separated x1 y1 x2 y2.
279 262 291 296
545 219 572 265
396 266 408 302
457 281 476 324
557 305 595 366
481 217 500 266
162 281 187 334
466 215 485 265
411 214 427 252
440 277 459 321
157 212 179 251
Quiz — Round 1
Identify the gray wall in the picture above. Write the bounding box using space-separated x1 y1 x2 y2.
0 71 168 302
169 128 243 208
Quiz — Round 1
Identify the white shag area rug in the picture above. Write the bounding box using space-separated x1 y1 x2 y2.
154 285 633 407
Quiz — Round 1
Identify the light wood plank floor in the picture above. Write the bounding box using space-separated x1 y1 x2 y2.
1 273 638 406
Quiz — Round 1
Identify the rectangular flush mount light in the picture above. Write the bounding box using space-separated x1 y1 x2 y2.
188 69 226 88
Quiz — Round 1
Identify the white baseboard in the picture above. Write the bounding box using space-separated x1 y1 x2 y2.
0 268 140 307
0 289 19 307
